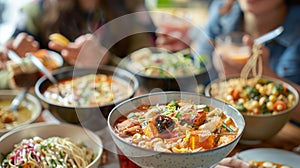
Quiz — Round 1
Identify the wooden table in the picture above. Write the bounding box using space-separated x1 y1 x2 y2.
36 84 300 167
115 120 300 168
231 122 300 155
38 103 300 168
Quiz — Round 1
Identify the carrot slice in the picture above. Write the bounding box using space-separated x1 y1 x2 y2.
273 100 287 112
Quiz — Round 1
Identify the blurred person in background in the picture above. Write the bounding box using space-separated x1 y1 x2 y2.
156 0 300 126
156 1 300 166
0 0 156 88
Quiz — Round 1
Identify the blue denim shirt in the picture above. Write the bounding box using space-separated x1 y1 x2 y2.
196 0 300 85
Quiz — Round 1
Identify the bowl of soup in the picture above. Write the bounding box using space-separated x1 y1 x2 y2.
0 122 103 168
121 48 210 92
107 91 245 168
0 90 42 136
205 77 299 144
35 66 138 131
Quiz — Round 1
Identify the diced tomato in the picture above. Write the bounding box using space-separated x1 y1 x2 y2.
231 89 240 101
273 100 287 112
283 84 288 93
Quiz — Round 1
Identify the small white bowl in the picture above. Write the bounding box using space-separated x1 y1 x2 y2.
31 49 64 70
0 122 103 168
48 50 64 68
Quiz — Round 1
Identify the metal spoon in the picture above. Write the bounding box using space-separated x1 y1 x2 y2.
6 50 30 113
254 26 284 44
7 50 23 63
27 54 63 97
9 88 29 113
27 54 58 84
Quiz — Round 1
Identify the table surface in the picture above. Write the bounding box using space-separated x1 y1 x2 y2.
38 102 300 168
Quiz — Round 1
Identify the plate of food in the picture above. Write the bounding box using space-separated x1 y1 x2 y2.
121 47 209 92
235 148 300 167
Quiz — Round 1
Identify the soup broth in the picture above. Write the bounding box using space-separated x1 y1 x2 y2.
43 74 133 107
114 100 239 153
0 99 32 129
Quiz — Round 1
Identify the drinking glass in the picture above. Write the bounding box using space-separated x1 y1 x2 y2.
215 32 250 63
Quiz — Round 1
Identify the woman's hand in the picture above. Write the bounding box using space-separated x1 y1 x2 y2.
0 46 9 65
215 157 255 168
49 34 109 67
7 33 39 57
242 35 277 77
213 35 274 79
155 27 190 51
1 33 39 69
212 47 247 79
155 16 191 52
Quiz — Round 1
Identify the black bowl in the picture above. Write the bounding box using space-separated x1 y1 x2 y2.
121 48 210 92
35 66 138 131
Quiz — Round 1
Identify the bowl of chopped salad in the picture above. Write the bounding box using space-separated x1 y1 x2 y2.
205 76 299 143
121 47 210 92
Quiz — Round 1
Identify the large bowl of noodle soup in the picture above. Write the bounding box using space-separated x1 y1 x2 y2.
107 92 245 168
0 122 103 168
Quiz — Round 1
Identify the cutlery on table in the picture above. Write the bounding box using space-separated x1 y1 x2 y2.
27 54 63 98
9 88 29 113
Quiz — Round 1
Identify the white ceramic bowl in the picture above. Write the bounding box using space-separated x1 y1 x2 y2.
108 92 245 168
48 50 64 68
0 122 103 168
0 90 42 136
31 49 64 70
